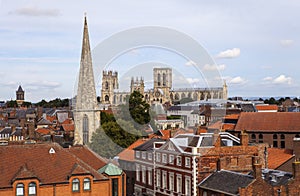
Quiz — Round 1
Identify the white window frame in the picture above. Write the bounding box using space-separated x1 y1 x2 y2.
148 152 152 160
185 176 191 196
156 169 161 187
156 152 161 162
176 174 182 193
185 157 191 168
142 166 146 184
169 172 174 191
176 156 182 166
162 171 167 189
148 167 152 185
169 154 174 164
136 164 140 182
162 153 167 163
136 151 140 158
142 152 146 159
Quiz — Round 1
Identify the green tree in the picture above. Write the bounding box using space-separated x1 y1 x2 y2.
6 100 17 108
128 91 150 125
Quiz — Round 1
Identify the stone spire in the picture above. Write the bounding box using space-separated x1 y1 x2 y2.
74 15 100 145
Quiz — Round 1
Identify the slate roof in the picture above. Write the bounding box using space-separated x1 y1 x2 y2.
134 138 164 151
235 112 300 132
0 143 107 188
37 118 52 125
16 85 24 92
199 170 254 195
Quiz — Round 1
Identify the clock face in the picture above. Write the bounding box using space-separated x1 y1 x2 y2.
155 91 160 97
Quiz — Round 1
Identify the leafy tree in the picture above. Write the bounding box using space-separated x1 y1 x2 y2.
6 100 17 108
128 91 150 125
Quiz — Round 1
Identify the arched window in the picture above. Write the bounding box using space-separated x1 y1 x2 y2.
170 93 173 100
181 93 186 98
259 134 263 143
251 134 256 143
119 95 123 103
72 178 80 192
200 93 205 100
188 92 192 98
281 134 285 148
16 183 24 196
175 93 179 100
113 95 116 104
83 178 91 191
28 182 36 196
273 134 278 147
193 93 198 100
105 81 109 90
163 73 166 86
83 115 89 144
157 73 161 86
105 95 109 102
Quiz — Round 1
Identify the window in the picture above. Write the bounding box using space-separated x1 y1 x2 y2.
177 156 182 166
83 115 89 144
281 134 285 148
142 152 146 159
156 153 161 162
83 178 91 191
162 154 167 163
148 152 152 160
176 175 182 193
148 168 152 185
112 178 119 196
251 134 256 143
169 173 174 191
185 157 191 168
156 170 161 187
273 134 278 147
136 164 140 182
142 166 146 184
136 151 140 158
72 178 80 192
162 171 167 189
16 183 24 196
259 134 263 143
28 182 36 196
169 155 174 164
185 176 191 196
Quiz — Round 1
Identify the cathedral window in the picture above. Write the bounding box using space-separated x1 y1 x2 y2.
163 73 166 86
158 73 161 86
105 95 109 102
105 81 109 90
83 115 89 144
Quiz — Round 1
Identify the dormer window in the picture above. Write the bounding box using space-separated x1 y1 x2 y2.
16 183 24 196
72 178 80 192
83 178 91 191
28 182 37 196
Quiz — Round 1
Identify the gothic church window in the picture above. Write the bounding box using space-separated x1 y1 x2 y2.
158 73 161 86
105 81 109 90
105 95 109 102
163 73 166 86
83 115 89 144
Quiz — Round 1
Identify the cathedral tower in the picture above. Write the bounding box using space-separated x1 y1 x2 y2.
101 70 118 104
16 85 25 106
153 68 172 103
130 77 145 95
74 15 100 145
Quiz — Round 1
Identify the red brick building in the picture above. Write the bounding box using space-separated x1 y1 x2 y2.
0 143 125 196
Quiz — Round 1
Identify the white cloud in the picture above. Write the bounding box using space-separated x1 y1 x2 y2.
26 81 61 90
9 6 61 17
227 76 246 84
263 76 273 81
216 48 240 59
273 75 292 85
280 39 294 47
185 60 196 66
203 64 226 71
186 78 200 84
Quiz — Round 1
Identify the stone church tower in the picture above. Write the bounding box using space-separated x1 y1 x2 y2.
153 67 172 103
101 71 118 104
74 15 100 145
130 77 145 95
16 85 25 106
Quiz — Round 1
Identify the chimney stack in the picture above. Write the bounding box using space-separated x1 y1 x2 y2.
252 156 262 179
292 161 300 179
293 137 300 160
240 130 249 146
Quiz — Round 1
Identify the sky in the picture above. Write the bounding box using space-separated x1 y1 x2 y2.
0 0 300 102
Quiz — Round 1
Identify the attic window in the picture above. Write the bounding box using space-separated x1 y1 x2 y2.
49 147 56 154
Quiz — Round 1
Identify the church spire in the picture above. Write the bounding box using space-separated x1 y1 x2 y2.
74 14 100 145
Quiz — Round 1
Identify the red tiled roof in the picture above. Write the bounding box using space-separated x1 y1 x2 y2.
235 112 300 132
61 118 73 124
35 128 52 135
61 124 75 132
256 105 278 111
46 115 57 123
222 123 236 131
118 139 148 162
0 143 107 188
67 145 107 170
224 114 240 120
267 148 294 169
208 120 222 130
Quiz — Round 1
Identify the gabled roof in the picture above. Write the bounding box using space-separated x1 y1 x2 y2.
98 163 123 176
235 112 300 132
61 124 75 132
37 118 52 125
16 85 24 92
0 143 107 188
267 148 294 169
199 170 254 195
134 138 164 151
11 165 38 182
